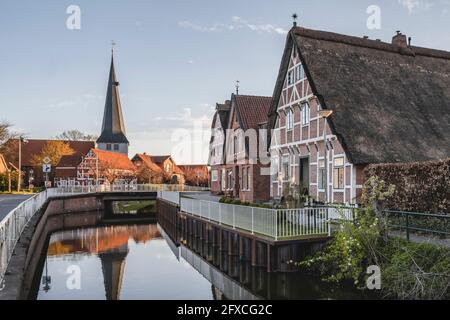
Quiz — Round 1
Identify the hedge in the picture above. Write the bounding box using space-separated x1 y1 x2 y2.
364 158 450 213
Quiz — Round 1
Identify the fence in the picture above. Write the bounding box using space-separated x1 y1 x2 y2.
55 184 209 194
180 197 331 240
385 210 450 241
0 188 59 289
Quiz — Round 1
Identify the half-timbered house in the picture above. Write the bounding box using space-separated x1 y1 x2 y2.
268 26 450 204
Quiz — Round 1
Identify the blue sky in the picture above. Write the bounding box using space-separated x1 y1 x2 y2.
1 0 449 164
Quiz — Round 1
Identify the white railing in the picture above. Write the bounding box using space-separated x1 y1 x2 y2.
158 191 181 205
180 197 331 241
55 184 209 194
0 188 60 289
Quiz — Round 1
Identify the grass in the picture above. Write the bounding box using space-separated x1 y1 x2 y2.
116 200 155 212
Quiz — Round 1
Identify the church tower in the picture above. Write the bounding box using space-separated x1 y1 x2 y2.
96 47 129 155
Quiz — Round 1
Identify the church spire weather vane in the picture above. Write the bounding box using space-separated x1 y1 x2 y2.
292 13 298 27
111 40 116 54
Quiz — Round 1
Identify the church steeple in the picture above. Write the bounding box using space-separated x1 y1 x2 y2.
96 45 129 155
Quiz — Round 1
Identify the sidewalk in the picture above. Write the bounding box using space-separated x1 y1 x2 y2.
390 230 450 248
183 192 221 202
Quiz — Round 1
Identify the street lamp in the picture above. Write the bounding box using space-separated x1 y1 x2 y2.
319 109 333 204
17 136 29 193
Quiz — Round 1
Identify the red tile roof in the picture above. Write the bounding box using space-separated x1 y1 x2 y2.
149 155 171 164
5 139 94 167
234 95 272 130
132 154 163 173
92 149 136 171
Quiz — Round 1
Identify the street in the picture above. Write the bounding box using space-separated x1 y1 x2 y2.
0 194 33 222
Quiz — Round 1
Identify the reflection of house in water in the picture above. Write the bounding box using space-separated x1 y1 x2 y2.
47 224 161 300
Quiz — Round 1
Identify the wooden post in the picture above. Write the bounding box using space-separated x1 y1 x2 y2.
251 239 257 266
238 236 244 259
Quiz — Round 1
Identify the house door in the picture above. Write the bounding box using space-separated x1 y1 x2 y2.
299 157 310 196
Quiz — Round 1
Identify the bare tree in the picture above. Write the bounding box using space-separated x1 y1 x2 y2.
56 130 98 141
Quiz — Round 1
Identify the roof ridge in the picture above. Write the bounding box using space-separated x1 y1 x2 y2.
292 26 450 60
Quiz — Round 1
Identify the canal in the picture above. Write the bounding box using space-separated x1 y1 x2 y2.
25 201 372 300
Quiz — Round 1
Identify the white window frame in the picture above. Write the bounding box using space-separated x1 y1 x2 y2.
333 157 345 190
211 169 218 182
286 108 294 131
296 64 304 82
287 70 294 86
301 102 310 126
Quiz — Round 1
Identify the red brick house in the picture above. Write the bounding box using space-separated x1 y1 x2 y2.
149 155 185 184
76 149 136 185
54 141 96 184
178 165 209 187
2 139 94 187
268 26 450 204
208 101 231 193
131 153 165 184
209 94 272 203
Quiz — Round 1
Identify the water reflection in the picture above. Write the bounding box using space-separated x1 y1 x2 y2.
34 222 370 300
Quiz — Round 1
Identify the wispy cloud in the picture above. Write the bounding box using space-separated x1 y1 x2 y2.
178 16 288 35
397 0 446 14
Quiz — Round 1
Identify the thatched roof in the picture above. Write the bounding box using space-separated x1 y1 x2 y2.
268 27 450 164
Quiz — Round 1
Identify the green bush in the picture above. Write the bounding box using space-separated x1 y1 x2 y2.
218 197 272 209
380 239 450 300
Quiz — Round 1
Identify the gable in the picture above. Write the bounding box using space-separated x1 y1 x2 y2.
269 27 450 164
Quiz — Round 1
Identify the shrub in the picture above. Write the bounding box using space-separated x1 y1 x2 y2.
364 158 450 213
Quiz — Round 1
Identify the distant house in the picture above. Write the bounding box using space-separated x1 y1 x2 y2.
149 155 185 184
54 141 96 185
178 165 209 187
131 153 165 184
209 94 272 203
2 139 94 187
76 149 136 185
208 101 231 193
268 26 450 204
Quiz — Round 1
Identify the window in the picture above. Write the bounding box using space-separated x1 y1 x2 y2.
211 170 218 182
287 70 294 86
221 169 226 191
113 144 119 151
271 157 279 183
286 108 294 131
296 65 304 81
227 170 233 190
243 167 251 190
318 159 326 190
333 157 345 189
106 144 112 151
301 103 310 125
282 156 290 180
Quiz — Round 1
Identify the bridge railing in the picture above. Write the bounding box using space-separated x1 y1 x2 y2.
55 184 209 194
0 188 60 289
180 197 332 240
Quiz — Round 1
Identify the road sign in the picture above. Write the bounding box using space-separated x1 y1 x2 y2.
43 157 51 164
42 164 51 173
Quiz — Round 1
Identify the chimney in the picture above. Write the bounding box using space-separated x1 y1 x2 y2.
392 30 408 48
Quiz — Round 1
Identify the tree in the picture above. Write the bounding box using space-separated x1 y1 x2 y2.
56 130 97 141
183 167 208 187
136 166 165 184
31 140 75 167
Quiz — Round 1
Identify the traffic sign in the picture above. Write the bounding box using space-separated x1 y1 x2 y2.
42 164 51 173
43 157 51 164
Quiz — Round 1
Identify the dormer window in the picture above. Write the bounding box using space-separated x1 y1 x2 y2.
286 108 294 131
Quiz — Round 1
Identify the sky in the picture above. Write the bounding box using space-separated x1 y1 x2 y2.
1 0 449 164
